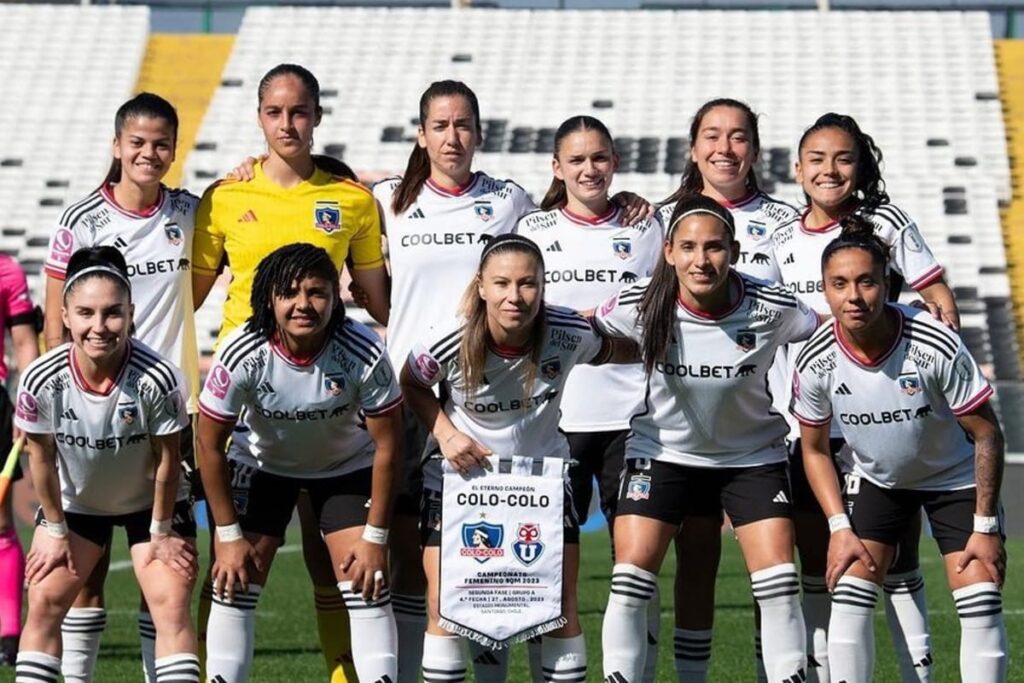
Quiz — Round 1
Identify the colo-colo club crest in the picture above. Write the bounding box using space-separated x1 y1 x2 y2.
461 521 505 563
511 523 545 566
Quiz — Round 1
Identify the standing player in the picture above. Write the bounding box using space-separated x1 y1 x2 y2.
401 234 633 683
0 256 41 665
791 218 1006 682
41 92 199 683
197 244 401 682
655 98 799 681
771 113 959 681
596 195 817 683
191 63 390 683
14 247 197 683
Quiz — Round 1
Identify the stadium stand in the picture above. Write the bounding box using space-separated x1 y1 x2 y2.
182 7 1017 373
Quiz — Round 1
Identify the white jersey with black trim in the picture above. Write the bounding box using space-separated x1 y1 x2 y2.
657 191 797 282
199 319 402 479
790 304 990 491
14 341 189 515
44 185 200 410
407 305 607 488
374 173 536 373
516 206 662 431
594 273 818 468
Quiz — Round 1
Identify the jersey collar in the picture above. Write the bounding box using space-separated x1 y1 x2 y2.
799 207 843 235
559 204 619 226
833 305 904 368
676 272 745 321
271 334 330 367
426 172 479 197
69 341 131 396
101 183 165 219
715 191 759 210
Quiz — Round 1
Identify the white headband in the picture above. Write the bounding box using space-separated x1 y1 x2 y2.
62 265 131 297
668 208 735 236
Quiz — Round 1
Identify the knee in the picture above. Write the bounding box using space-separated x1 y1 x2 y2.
27 588 72 624
609 563 658 608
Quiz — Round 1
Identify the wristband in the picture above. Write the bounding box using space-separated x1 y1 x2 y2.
45 520 69 539
216 523 244 542
362 524 389 545
827 513 852 534
150 518 172 536
973 515 1000 534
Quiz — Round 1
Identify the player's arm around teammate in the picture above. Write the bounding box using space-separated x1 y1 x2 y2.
595 196 819 683
15 247 198 683
196 244 401 683
792 219 1007 683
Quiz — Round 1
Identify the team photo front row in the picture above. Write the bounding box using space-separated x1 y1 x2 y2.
0 65 1009 683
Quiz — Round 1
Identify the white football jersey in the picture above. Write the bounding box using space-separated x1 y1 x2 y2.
657 191 797 282
790 305 990 491
595 274 818 468
516 206 662 431
374 173 536 373
44 185 200 409
199 319 402 479
14 341 189 515
408 306 607 489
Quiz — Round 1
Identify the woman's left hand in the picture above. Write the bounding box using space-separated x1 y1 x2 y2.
909 299 957 330
25 532 75 584
339 538 388 602
610 191 654 226
143 534 199 580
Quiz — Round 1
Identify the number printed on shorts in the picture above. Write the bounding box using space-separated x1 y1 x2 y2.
230 462 256 515
841 473 861 496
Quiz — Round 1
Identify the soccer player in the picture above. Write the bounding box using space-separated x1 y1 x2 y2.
771 113 960 681
41 92 199 682
401 234 631 683
790 217 1007 682
596 195 817 683
197 243 402 682
14 247 197 683
0 256 41 665
654 98 800 682
372 80 649 683
191 63 390 682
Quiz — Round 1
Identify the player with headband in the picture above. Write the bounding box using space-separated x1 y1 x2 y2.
402 234 634 683
41 92 199 683
197 243 402 682
596 195 818 683
791 216 1006 682
14 247 197 683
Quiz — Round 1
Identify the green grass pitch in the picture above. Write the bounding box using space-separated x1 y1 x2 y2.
4 529 1021 681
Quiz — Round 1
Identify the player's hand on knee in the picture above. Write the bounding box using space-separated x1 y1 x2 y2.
956 533 1006 588
826 529 877 590
25 534 75 584
440 431 492 476
342 539 389 602
227 154 267 181
212 538 261 602
145 534 198 580
610 191 654 225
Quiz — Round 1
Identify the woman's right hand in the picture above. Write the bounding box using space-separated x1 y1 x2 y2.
227 154 267 181
826 529 878 590
25 532 74 584
212 537 263 603
439 431 492 475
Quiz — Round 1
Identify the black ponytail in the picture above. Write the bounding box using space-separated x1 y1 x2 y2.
821 214 889 273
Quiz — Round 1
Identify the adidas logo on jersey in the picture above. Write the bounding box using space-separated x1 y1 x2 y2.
114 237 128 249
408 208 426 219
773 490 790 504
783 253 795 264
835 383 853 395
60 408 79 422
257 381 275 394
238 210 258 223
546 241 563 252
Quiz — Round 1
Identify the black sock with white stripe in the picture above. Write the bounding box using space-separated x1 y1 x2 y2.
339 580 398 682
953 582 1007 681
528 635 544 681
602 563 657 683
139 610 157 682
800 575 830 681
542 634 586 683
673 628 712 682
829 575 879 683
206 583 261 682
154 653 200 682
883 570 932 681
60 606 106 682
16 651 61 683
750 563 806 683
392 593 427 683
752 632 767 683
466 639 509 682
643 585 660 682
422 633 466 683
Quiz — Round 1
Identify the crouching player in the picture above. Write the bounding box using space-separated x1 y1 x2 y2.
197 244 401 682
791 218 1008 683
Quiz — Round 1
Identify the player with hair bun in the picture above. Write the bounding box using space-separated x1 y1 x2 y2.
596 195 818 683
770 113 959 682
197 243 402 683
792 217 1007 683
15 246 197 683
42 91 199 683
